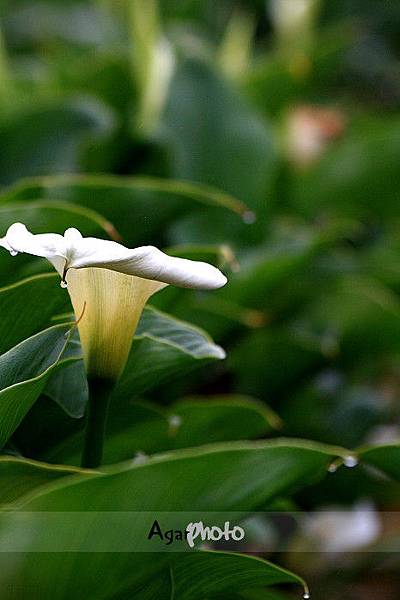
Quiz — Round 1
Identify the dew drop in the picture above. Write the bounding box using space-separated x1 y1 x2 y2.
242 210 256 224
169 415 182 429
60 280 68 289
303 594 310 599
328 462 337 473
344 455 358 468
168 414 183 437
9 250 18 257
133 451 148 465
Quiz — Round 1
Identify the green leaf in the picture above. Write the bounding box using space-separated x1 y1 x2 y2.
0 440 342 597
0 273 86 418
171 550 307 600
44 330 88 418
0 273 69 355
0 99 115 185
20 439 345 510
1 173 248 247
154 58 279 247
169 395 281 449
0 456 89 507
0 323 76 448
163 58 276 211
44 395 279 466
360 444 400 481
112 306 226 401
125 570 172 600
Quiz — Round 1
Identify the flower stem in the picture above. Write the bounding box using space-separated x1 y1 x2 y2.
81 378 114 469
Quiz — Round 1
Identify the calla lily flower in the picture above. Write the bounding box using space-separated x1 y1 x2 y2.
1 223 227 380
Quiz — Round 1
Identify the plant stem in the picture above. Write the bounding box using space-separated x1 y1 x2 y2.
81 378 114 469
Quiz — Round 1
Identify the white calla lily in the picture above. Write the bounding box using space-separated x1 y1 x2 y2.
1 223 227 379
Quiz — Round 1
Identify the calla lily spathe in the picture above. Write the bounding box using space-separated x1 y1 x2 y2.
1 223 227 379
0 223 227 289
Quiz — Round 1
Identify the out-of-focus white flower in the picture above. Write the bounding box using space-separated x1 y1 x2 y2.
285 105 345 168
269 0 319 39
303 502 381 553
1 223 227 379
129 0 175 133
138 35 175 133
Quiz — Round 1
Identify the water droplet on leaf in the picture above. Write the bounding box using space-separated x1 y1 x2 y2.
9 250 18 257
344 455 358 468
133 451 148 465
168 414 182 437
169 415 182 429
328 463 337 473
242 210 256 224
60 280 68 289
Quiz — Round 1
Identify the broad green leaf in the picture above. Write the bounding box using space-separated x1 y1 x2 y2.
0 200 116 283
0 99 115 185
0 272 86 418
44 394 279 466
159 57 277 246
0 440 343 597
44 360 88 418
0 323 76 448
169 395 280 449
0 456 89 507
112 306 226 401
43 330 88 418
0 273 69 355
360 444 400 481
163 58 276 211
19 439 346 511
123 570 172 600
171 551 307 600
11 395 87 464
1 173 248 247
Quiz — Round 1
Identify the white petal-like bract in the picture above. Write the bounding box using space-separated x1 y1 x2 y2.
2 223 227 290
